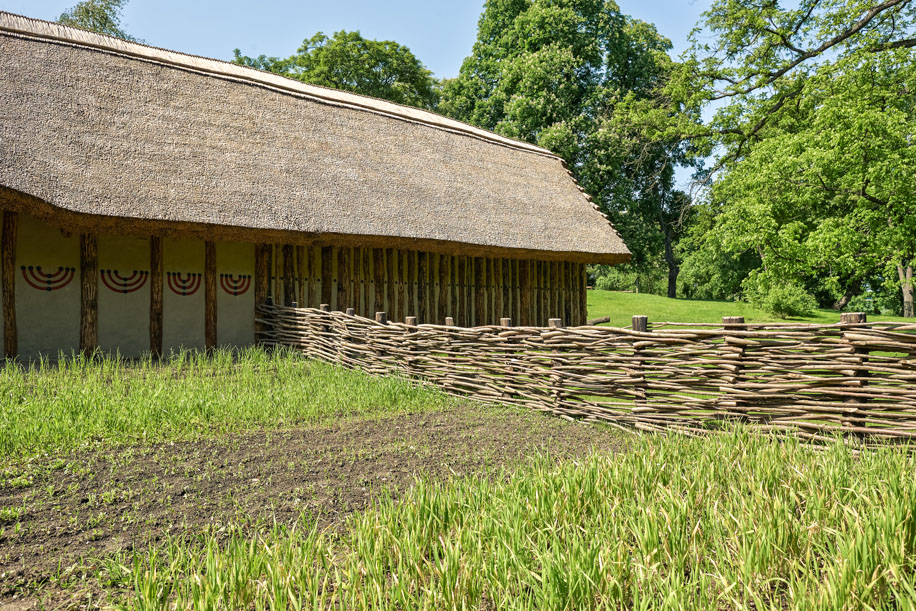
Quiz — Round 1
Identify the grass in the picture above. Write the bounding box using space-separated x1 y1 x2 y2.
587 289 910 328
0 347 451 458
103 430 916 609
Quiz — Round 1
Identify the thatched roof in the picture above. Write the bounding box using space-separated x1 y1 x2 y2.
0 12 629 263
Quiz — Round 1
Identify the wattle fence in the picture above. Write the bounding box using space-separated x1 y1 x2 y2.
257 303 916 444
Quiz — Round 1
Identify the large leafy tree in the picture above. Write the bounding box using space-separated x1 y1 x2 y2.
670 0 916 316
440 0 693 297
234 31 439 110
58 0 135 41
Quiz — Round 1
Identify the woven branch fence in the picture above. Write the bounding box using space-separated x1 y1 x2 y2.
257 303 916 445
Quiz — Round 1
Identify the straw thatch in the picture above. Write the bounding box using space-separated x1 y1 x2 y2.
0 12 630 264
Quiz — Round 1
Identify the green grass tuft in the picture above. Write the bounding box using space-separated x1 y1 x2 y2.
107 430 916 609
0 347 451 458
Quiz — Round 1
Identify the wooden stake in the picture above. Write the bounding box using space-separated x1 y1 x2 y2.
205 241 217 350
2 211 17 358
79 233 98 356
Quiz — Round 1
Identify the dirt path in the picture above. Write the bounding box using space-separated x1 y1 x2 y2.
1 404 625 606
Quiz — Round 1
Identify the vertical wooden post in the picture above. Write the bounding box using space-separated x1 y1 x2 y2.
502 259 510 322
512 259 520 324
632 315 648 406
560 261 572 330
407 249 417 318
373 248 384 314
473 257 484 326
375 311 387 324
520 259 530 326
841 312 869 420
205 241 217 351
418 251 428 324
429 254 438 323
320 246 332 308
579 264 588 326
337 246 349 312
2 211 17 358
272 244 280 305
79 233 98 356
542 262 550 324
457 256 467 327
346 307 355 316
362 247 371 316
281 244 295 306
438 253 449 325
492 258 501 322
148 236 163 356
400 250 408 321
254 243 269 340
296 246 306 307
445 316 455 326
385 248 398 320
722 316 746 416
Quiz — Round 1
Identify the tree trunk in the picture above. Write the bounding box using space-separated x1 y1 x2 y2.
899 263 914 318
663 224 679 299
832 277 862 311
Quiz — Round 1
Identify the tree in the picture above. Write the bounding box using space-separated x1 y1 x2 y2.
234 31 439 110
667 0 916 316
441 0 693 298
58 0 135 41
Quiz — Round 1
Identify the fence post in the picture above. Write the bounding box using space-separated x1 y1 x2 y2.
403 316 418 378
445 316 455 326
721 316 746 419
548 319 564 411
840 312 869 430
632 315 648 407
346 307 355 316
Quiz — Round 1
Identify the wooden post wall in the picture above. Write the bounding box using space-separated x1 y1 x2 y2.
254 246 594 328
2 211 17 358
79 233 98 356
150 236 163 356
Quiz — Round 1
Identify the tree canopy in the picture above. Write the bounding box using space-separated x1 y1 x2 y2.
670 0 916 317
441 0 692 297
58 0 135 41
233 31 439 110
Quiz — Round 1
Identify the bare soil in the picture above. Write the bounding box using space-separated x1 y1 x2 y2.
0 404 625 608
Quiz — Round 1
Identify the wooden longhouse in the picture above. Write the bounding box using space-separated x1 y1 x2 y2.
0 12 630 358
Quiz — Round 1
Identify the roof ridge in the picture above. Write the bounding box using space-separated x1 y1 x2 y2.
0 11 559 160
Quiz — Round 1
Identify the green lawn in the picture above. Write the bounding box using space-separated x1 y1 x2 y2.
587 289 910 327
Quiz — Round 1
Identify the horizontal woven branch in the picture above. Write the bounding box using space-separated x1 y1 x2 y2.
257 304 916 445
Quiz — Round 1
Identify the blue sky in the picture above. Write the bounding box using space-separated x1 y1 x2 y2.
0 1 709 78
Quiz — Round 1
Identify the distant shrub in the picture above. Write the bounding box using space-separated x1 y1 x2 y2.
594 275 616 291
743 272 817 318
